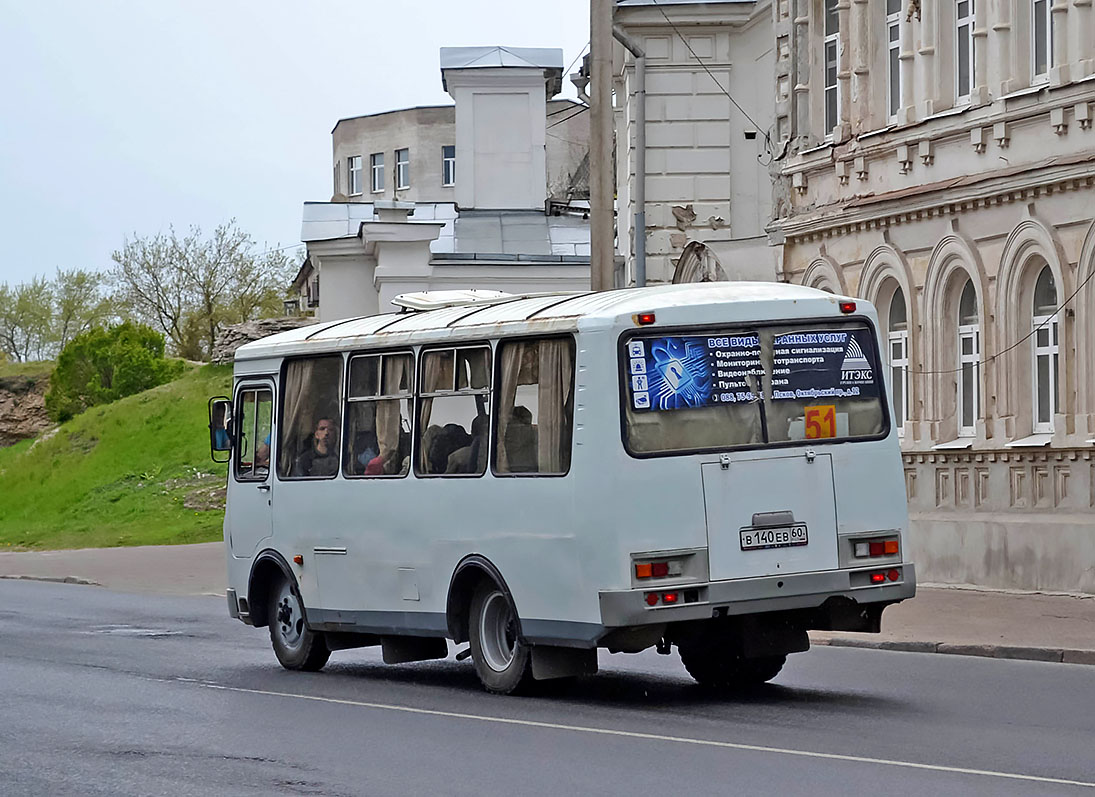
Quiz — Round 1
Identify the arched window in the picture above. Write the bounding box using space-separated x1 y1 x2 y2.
1031 266 1059 433
887 287 909 433
957 280 979 437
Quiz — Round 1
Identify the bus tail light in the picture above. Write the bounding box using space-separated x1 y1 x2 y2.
888 569 901 582
635 559 683 579
839 301 856 314
884 540 899 555
870 572 886 584
854 537 900 559
645 592 659 606
661 592 679 605
636 312 656 326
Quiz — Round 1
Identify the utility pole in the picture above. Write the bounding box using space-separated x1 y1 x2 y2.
589 0 615 291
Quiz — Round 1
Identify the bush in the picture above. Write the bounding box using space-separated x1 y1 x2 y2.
45 322 187 421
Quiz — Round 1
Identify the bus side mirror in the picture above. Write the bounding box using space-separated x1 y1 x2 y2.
209 397 232 463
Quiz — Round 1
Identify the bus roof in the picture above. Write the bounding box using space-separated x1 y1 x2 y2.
234 282 860 362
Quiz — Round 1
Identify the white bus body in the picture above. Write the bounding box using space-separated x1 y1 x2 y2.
216 283 915 693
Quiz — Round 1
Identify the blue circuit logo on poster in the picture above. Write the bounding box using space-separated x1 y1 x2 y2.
647 337 712 410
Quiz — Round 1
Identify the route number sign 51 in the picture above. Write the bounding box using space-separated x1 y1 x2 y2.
805 404 837 439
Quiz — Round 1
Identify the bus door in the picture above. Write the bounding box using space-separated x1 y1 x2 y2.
228 380 275 559
702 451 839 581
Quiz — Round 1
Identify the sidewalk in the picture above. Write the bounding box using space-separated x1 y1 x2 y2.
2 543 1093 665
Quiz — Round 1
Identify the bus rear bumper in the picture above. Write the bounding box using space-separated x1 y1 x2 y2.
598 563 916 630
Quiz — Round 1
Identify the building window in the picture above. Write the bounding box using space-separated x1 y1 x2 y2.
957 280 980 437
442 145 456 186
347 155 362 196
1032 0 1052 83
1032 266 1059 433
956 0 976 103
394 148 410 190
824 0 840 134
887 0 902 120
886 287 909 434
370 152 384 193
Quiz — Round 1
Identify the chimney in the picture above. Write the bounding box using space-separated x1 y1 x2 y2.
441 46 563 211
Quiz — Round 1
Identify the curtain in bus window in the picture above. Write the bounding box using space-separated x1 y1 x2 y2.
279 356 342 479
495 343 523 473
376 354 410 475
537 338 574 473
278 359 315 478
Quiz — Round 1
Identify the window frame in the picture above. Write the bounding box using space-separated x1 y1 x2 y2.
370 152 385 193
442 145 456 187
888 329 909 437
233 384 274 483
886 0 902 121
955 0 976 104
1031 0 1052 85
414 342 493 479
395 148 410 190
1031 313 1059 434
823 0 840 136
490 334 577 479
616 317 892 460
343 348 416 480
957 324 980 437
347 155 363 196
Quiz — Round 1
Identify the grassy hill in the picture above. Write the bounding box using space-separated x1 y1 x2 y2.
0 364 231 550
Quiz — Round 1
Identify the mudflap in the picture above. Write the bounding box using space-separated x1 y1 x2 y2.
531 645 599 681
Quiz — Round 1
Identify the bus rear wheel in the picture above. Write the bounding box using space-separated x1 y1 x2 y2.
268 576 330 672
468 582 533 694
678 642 785 689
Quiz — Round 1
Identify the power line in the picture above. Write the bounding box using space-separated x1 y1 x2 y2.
649 0 775 163
547 105 589 130
564 40 590 80
904 267 1094 376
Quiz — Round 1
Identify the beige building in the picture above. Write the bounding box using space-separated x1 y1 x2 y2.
769 0 1095 591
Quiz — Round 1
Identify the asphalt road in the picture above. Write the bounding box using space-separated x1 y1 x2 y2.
1 580 1093 797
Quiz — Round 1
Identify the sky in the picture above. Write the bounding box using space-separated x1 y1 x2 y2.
0 1 591 286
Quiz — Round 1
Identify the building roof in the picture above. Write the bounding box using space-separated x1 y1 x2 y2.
616 0 755 4
440 46 564 94
300 202 590 261
234 282 851 361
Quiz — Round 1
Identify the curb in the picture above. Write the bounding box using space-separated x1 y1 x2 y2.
811 634 1095 666
0 574 101 587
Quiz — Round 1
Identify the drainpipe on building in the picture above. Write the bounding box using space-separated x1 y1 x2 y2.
612 24 646 288
590 0 615 292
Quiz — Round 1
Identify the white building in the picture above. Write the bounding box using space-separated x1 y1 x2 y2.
768 0 1095 592
299 47 592 322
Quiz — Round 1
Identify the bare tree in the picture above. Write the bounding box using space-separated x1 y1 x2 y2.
112 221 295 360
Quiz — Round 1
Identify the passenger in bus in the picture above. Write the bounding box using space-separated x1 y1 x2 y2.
293 417 339 477
425 423 471 474
446 414 489 474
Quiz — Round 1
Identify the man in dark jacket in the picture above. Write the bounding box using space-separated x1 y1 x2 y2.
293 417 339 477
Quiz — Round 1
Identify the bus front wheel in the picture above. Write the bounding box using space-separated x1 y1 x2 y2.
468 581 533 694
678 642 785 689
268 576 330 672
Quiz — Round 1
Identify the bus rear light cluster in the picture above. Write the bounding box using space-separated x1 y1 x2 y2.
854 538 899 558
869 569 902 584
635 560 683 579
839 301 856 314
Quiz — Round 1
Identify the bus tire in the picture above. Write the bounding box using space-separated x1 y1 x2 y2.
468 581 533 694
679 643 785 689
268 575 330 672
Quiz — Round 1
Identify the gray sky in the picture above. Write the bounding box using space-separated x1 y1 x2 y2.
0 0 590 286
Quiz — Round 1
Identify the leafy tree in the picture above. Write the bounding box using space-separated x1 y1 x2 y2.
111 221 296 360
53 268 114 350
44 322 186 422
0 277 54 362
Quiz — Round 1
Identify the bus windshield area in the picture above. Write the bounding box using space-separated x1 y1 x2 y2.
622 320 888 455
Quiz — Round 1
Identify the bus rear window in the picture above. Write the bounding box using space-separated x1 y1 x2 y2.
621 321 888 455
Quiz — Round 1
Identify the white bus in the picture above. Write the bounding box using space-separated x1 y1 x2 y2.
210 283 915 694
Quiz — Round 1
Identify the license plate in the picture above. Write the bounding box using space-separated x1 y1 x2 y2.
740 524 808 551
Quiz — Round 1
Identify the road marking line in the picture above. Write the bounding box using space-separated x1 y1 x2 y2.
199 682 1095 789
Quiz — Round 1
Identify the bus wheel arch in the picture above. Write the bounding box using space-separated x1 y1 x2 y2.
248 551 294 629
445 555 523 645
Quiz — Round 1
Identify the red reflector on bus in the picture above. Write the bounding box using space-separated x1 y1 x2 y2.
839 301 856 314
870 572 886 584
650 561 669 578
662 592 679 604
888 569 900 582
637 313 656 325
645 592 659 606
292 555 304 566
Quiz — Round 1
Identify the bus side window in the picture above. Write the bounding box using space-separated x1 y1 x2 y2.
493 337 575 476
416 345 491 476
278 355 343 480
344 352 413 477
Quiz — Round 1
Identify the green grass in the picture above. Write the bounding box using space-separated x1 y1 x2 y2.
0 364 231 550
0 360 54 380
